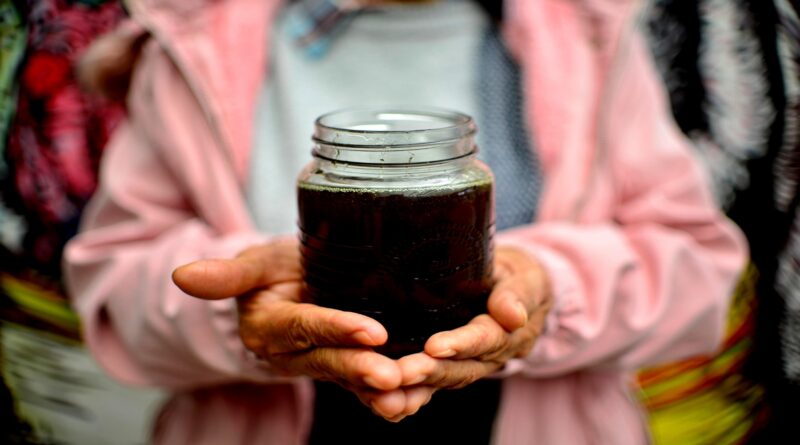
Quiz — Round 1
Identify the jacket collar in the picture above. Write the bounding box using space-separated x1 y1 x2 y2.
127 0 284 181
126 0 640 217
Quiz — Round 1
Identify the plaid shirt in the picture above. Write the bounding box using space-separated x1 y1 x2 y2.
287 0 365 59
288 0 479 58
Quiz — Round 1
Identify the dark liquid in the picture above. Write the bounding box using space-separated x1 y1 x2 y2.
298 181 494 357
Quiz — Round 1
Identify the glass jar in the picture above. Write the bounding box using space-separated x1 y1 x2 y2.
297 108 495 358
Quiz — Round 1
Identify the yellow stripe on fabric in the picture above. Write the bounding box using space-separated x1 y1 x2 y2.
723 264 759 334
1 273 81 331
637 263 764 445
647 381 762 445
638 338 751 402
638 264 757 383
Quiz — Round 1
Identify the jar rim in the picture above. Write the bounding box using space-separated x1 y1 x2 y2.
314 107 476 148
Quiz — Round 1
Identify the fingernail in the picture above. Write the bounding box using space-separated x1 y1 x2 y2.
352 330 375 345
406 374 426 386
352 325 383 345
516 302 529 327
369 400 388 418
363 375 382 388
387 415 406 423
431 348 456 358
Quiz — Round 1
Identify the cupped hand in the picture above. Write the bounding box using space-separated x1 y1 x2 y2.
171 239 408 417
391 246 553 420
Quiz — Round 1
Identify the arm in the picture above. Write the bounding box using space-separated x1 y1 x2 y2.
498 30 747 376
63 121 275 389
64 40 276 390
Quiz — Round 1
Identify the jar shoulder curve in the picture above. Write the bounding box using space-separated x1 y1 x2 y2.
297 157 493 192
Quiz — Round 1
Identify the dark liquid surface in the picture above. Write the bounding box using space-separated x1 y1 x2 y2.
298 181 494 357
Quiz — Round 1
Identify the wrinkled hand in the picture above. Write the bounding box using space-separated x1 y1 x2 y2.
171 239 412 419
392 246 552 421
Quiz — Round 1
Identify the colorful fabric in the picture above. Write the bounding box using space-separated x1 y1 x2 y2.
2 0 126 276
637 265 765 445
0 2 167 443
0 2 26 154
774 0 800 386
286 0 361 59
773 0 800 214
640 0 800 442
645 0 779 211
770 1 800 438
0 0 127 405
286 0 501 59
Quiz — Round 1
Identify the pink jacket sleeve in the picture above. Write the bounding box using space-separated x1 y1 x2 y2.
63 124 277 390
496 32 748 377
63 42 277 390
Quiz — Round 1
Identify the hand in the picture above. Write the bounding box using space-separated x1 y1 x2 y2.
393 246 552 420
171 239 408 416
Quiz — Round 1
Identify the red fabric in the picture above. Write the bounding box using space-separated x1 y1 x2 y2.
3 1 126 272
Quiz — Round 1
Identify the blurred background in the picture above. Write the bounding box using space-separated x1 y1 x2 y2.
0 0 798 443
0 1 164 444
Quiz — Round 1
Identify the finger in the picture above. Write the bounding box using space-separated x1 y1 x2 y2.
236 286 388 363
399 353 497 389
489 247 551 332
173 239 300 300
357 386 435 422
247 299 387 352
488 268 550 332
398 353 432 386
276 348 402 391
173 258 259 300
401 386 435 417
356 388 407 420
487 284 530 332
424 315 508 360
493 259 514 281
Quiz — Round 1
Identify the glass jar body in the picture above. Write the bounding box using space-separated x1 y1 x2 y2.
296 109 495 357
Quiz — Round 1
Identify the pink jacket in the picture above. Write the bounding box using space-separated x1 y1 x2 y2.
64 0 748 443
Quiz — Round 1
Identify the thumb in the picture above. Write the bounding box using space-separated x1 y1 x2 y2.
487 248 550 332
173 239 301 300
